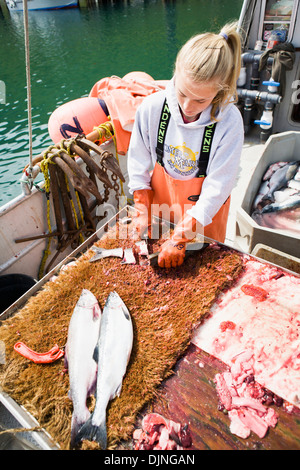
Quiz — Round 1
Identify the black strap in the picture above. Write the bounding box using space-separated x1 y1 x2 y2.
155 99 171 167
156 99 216 177
196 122 217 177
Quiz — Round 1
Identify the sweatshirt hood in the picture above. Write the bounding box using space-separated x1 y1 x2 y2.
165 76 233 128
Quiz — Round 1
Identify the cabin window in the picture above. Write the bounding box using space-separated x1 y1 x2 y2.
261 0 297 45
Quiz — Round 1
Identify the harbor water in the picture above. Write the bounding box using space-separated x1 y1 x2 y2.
0 0 243 205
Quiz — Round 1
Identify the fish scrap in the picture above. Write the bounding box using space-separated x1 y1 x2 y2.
121 248 136 264
135 240 149 256
133 413 192 450
89 247 124 262
241 284 268 301
89 241 150 265
215 349 280 439
288 178 300 191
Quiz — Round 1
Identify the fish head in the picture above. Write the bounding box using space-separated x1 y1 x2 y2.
105 291 131 321
77 289 102 319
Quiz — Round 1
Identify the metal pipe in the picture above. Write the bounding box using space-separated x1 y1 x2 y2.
242 51 273 67
237 88 282 105
238 88 281 136
250 58 260 90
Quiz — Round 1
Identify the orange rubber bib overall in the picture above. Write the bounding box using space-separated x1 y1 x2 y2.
150 100 230 243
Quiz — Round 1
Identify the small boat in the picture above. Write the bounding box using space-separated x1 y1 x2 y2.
5 0 78 11
1 0 300 293
1 0 300 452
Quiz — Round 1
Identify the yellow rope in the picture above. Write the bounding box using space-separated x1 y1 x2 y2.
38 148 54 279
0 426 42 436
93 119 127 202
62 138 73 156
64 174 84 245
93 120 117 149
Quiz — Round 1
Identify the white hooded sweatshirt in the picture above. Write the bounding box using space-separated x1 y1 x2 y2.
127 77 244 227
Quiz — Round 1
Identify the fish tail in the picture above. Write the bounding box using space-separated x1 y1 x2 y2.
70 409 90 449
74 416 107 449
93 420 107 449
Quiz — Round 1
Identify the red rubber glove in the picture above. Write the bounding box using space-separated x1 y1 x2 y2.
158 214 201 268
131 189 154 239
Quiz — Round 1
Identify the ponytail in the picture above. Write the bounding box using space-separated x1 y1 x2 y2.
175 22 242 120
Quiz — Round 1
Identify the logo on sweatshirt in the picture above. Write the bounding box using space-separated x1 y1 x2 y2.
166 142 199 176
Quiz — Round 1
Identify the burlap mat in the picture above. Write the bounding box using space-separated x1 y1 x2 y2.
0 225 243 449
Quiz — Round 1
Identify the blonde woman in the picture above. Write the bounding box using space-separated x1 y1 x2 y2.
128 23 244 268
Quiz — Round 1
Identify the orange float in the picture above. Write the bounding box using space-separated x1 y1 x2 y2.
48 73 168 154
122 71 155 82
48 96 108 144
89 73 168 154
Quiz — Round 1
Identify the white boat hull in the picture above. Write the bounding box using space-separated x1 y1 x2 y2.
6 0 78 11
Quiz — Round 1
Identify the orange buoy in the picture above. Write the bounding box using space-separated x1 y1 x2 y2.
122 71 154 82
88 73 168 154
48 97 108 144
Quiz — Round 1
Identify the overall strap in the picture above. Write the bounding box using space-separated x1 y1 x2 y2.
196 122 217 177
155 98 171 166
156 98 217 176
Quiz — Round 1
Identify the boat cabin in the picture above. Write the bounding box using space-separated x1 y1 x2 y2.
238 0 300 139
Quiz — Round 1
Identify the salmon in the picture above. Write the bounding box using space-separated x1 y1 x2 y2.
65 289 102 448
75 291 133 449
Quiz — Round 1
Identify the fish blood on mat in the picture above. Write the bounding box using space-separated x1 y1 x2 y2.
75 291 133 449
64 289 102 448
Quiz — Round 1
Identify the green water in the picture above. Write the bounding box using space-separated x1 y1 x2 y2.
0 0 243 205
